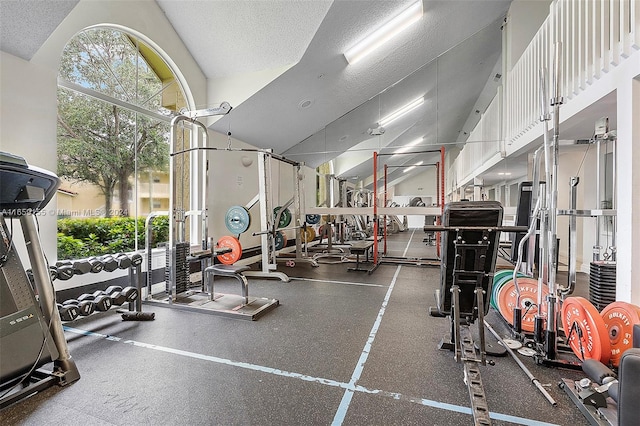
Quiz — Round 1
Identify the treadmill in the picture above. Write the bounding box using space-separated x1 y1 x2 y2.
0 151 80 409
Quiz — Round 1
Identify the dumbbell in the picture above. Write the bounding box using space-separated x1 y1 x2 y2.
57 303 80 322
130 253 143 267
62 298 95 316
72 259 92 275
115 253 132 269
78 292 112 312
25 269 35 287
100 255 119 272
105 286 125 305
87 257 105 273
53 264 75 280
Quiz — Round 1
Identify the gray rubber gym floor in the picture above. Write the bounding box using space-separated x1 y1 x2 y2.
2 229 592 425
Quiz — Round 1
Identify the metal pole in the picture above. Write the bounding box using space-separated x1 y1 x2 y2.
20 215 80 379
484 320 557 406
384 164 388 255
373 152 378 265
594 139 602 261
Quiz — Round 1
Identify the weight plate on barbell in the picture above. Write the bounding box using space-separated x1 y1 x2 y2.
600 301 640 367
301 226 316 243
216 236 242 265
306 214 320 225
274 231 286 250
561 296 610 364
491 270 526 310
274 206 292 228
496 277 548 333
225 205 251 234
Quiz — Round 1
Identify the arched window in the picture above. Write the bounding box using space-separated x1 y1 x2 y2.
56 27 187 259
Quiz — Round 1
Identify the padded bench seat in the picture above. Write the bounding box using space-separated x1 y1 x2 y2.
348 241 375 272
204 264 251 303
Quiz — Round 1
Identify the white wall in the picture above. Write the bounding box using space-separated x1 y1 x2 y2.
393 167 437 200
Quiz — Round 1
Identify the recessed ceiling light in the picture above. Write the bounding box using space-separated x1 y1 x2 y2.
299 99 313 109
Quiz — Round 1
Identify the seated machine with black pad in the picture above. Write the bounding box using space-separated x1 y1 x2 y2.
430 201 504 426
560 324 640 426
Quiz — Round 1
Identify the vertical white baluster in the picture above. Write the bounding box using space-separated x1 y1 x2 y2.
601 0 610 73
632 0 640 49
610 0 620 66
577 0 585 91
619 0 630 57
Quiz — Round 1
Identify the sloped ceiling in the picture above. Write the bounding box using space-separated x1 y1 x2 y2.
0 0 514 185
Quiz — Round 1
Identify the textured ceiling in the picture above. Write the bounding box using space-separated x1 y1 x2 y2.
0 0 79 60
156 0 333 79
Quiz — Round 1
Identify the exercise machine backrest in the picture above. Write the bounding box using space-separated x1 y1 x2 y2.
439 200 503 318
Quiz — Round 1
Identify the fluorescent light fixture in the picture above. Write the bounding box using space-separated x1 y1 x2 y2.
344 1 424 64
403 160 424 173
379 97 424 127
394 137 423 154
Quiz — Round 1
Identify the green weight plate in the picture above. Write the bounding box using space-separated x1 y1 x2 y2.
491 271 525 310
306 214 320 225
225 205 251 234
274 231 285 250
274 206 292 228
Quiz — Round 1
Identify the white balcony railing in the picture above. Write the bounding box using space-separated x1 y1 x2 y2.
506 0 639 144
451 0 639 190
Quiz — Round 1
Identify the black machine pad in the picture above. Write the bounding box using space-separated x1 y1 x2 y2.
438 201 503 319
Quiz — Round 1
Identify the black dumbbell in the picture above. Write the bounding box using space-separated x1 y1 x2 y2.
78 293 112 312
115 253 132 269
105 286 126 305
49 266 58 281
73 259 92 275
56 260 72 267
100 255 119 272
130 253 143 267
63 298 95 316
25 269 35 287
54 265 75 280
121 286 138 302
87 257 105 273
58 303 80 322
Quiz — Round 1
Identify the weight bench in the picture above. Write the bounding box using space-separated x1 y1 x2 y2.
348 240 374 272
430 201 503 426
204 264 251 304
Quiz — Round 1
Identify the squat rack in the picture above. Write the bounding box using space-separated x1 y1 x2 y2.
370 146 445 270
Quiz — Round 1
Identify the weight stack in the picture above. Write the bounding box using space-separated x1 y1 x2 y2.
589 261 616 311
165 242 190 294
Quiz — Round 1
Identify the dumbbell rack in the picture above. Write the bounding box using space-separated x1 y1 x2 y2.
54 252 151 322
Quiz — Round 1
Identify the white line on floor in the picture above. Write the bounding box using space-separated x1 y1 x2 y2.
62 326 558 426
289 277 387 288
331 265 402 425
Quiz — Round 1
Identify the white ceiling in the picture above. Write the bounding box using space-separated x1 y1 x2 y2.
1 0 517 186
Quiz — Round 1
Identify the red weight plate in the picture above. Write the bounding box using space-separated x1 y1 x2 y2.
216 236 242 265
561 297 610 364
601 301 640 367
497 277 548 333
